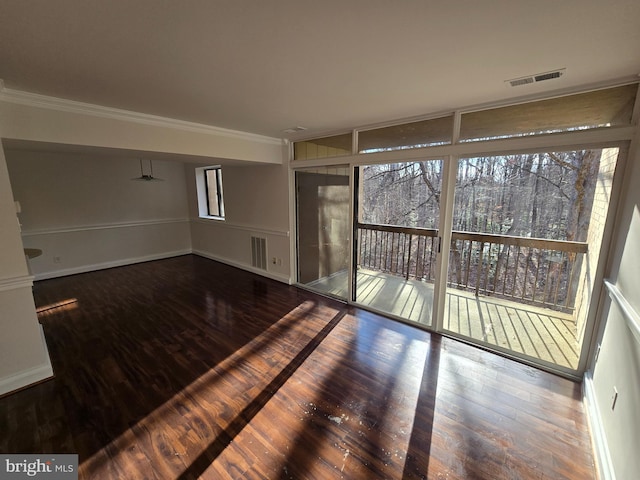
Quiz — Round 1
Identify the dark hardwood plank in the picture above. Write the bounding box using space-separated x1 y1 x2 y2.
0 255 596 479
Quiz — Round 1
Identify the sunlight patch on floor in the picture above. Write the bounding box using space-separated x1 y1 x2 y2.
36 298 78 314
79 299 338 478
306 269 578 369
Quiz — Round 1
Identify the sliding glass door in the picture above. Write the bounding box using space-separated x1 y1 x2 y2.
442 149 621 370
293 146 622 375
354 160 444 326
295 165 351 300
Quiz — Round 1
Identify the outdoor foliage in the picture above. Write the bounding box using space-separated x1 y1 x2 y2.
361 151 600 242
358 150 604 311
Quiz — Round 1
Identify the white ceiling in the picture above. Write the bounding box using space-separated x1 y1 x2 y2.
1 0 639 140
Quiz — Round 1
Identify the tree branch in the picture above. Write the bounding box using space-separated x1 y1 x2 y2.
547 152 579 171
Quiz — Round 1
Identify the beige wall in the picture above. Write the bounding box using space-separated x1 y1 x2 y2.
587 123 640 479
6 150 192 279
186 155 291 282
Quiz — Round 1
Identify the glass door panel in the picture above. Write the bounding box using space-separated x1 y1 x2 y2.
295 166 351 300
355 160 444 327
443 149 620 371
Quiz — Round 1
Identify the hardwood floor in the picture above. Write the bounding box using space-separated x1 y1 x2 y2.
0 255 596 479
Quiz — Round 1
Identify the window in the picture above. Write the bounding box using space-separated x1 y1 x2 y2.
358 115 453 153
459 84 637 142
205 167 225 217
292 84 638 157
293 132 353 160
196 166 225 219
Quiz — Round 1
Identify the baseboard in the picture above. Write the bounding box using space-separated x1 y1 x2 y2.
583 372 616 480
33 249 193 281
0 325 54 396
192 249 291 284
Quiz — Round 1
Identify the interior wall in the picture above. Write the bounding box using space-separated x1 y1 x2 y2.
0 141 52 395
5 149 191 279
587 124 640 479
187 154 291 282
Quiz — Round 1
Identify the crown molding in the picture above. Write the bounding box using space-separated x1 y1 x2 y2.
0 83 283 146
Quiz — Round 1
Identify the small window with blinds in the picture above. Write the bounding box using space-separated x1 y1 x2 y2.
293 133 353 160
358 115 453 153
459 84 638 142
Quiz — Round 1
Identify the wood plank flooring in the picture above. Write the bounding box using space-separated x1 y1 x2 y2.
0 255 596 479
308 269 579 368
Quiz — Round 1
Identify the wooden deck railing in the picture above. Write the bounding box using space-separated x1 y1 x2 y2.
356 223 588 312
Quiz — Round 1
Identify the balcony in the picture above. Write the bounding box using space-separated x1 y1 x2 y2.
358 222 587 307
311 223 587 369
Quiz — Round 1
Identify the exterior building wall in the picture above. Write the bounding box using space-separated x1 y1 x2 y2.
574 147 618 341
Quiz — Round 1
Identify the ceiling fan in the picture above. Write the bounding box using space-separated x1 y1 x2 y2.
132 159 164 181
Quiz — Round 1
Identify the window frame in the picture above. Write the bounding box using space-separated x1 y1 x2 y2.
196 165 225 220
204 167 225 218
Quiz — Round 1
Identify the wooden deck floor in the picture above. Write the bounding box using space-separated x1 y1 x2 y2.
309 269 579 369
0 256 595 479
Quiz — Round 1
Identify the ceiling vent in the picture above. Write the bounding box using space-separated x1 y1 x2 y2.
506 68 565 88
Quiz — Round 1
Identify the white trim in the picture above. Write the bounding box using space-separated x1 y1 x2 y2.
21 218 190 237
351 129 358 155
0 326 54 396
0 274 34 292
288 158 297 286
192 218 289 238
630 84 640 125
192 249 291 284
583 372 616 480
604 280 640 345
0 86 283 146
198 215 225 222
33 249 192 281
0 363 53 396
433 155 457 332
452 111 462 145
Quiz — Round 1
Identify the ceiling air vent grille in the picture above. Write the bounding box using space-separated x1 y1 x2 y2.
509 77 535 87
506 68 565 88
534 71 563 82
